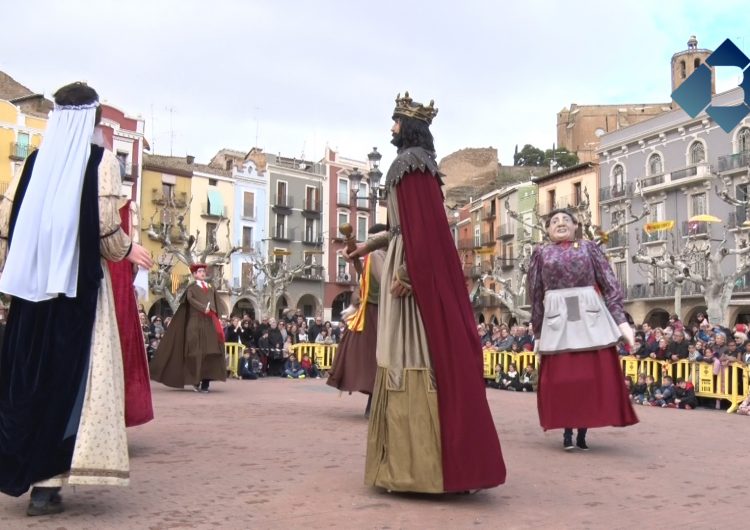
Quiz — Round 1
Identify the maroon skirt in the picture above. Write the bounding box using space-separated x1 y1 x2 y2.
326 303 378 394
537 346 638 430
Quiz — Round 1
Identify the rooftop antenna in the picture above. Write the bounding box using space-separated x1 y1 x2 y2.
254 106 261 148
165 106 177 156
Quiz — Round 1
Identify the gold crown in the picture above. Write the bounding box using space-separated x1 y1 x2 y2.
393 91 438 124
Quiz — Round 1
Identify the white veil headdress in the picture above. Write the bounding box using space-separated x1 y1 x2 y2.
0 101 98 301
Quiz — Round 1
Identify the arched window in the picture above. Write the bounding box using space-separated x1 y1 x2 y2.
648 153 662 176
694 58 701 69
689 141 705 164
680 60 686 79
612 164 625 192
739 127 750 153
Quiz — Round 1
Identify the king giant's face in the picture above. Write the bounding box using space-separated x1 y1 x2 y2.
390 118 403 148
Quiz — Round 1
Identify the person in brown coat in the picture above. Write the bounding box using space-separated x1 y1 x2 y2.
150 263 227 392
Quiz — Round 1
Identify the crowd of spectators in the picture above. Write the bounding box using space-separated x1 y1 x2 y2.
142 307 342 380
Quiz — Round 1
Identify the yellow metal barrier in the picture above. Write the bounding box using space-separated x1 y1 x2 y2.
618 356 749 414
225 342 244 379
290 343 338 371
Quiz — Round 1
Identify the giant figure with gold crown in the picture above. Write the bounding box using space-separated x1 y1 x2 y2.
343 92 506 493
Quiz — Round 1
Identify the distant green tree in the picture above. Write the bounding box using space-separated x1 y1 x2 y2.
513 144 545 166
544 148 579 169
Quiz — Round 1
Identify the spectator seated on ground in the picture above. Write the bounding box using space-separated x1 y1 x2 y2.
500 363 521 391
489 364 505 389
239 349 263 380
643 375 657 405
652 376 675 407
520 364 537 392
737 390 750 416
300 353 320 379
631 374 648 404
673 378 698 410
284 354 306 379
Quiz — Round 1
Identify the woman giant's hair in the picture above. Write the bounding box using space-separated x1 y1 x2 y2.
392 116 435 153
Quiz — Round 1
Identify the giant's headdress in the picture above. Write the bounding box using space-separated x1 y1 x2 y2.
393 91 438 125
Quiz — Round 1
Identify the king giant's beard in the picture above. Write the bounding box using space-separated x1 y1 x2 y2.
391 131 403 149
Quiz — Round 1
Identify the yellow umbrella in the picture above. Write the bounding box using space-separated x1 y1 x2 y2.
688 214 722 223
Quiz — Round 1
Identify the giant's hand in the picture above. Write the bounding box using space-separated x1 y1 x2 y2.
619 322 635 349
126 243 154 270
342 243 368 261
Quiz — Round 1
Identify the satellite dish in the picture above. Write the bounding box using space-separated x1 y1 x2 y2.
594 128 606 138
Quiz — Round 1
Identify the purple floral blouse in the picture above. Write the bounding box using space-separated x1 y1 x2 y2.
527 239 626 337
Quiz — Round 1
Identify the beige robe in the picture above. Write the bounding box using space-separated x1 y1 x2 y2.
364 187 443 493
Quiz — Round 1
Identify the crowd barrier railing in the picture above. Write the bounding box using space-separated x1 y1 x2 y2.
482 349 750 414
290 343 338 371
225 342 244 378
617 356 749 414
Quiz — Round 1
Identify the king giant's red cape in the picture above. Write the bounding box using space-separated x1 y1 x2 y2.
397 170 506 491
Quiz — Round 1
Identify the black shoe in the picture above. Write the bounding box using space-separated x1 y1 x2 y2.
576 428 589 451
563 428 574 451
26 500 64 517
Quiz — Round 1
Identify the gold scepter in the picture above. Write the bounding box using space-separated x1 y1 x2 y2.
338 223 364 276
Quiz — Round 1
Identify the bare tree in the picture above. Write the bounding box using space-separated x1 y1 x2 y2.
230 254 305 319
146 197 240 312
631 181 750 326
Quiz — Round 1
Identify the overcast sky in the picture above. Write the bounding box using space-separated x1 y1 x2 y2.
1 1 747 170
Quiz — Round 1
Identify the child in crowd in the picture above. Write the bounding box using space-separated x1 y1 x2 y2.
500 363 521 391
239 348 260 380
644 375 657 405
673 378 698 410
284 354 306 379
520 364 538 392
490 363 506 389
652 376 675 407
631 373 648 404
737 390 750 415
299 353 320 379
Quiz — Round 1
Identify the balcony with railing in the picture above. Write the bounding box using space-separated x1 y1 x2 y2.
599 182 635 203
605 230 627 249
463 265 483 279
271 226 294 242
294 265 325 282
201 203 229 218
8 142 37 161
457 237 476 251
718 151 750 173
303 197 322 215
682 220 709 236
498 223 515 240
483 205 497 221
475 293 500 308
480 229 496 247
272 194 294 211
728 209 750 229
627 281 702 300
335 272 357 285
302 234 324 246
498 257 514 270
642 230 669 243
151 189 188 208
638 162 711 193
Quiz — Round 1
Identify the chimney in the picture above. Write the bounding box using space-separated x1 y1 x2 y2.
186 155 195 164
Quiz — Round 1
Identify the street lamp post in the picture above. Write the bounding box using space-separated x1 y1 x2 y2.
348 147 384 216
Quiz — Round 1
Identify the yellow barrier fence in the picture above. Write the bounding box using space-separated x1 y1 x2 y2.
290 343 338 371
482 350 750 414
225 342 244 379
617 356 749 414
